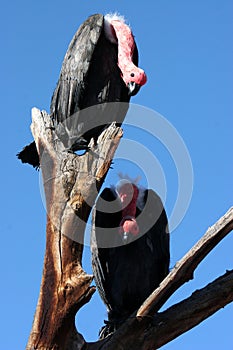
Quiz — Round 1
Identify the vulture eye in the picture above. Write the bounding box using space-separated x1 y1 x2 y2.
130 73 135 77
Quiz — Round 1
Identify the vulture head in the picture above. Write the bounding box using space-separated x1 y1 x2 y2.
117 181 140 244
104 14 147 96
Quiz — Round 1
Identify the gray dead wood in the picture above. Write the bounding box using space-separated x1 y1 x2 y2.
90 270 233 350
26 107 233 349
26 108 123 349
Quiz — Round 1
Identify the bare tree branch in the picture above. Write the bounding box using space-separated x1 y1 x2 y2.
85 209 233 349
91 270 233 350
148 270 233 349
26 108 233 349
26 108 123 349
137 206 233 317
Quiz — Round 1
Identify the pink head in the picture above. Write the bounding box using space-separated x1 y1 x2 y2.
104 15 147 96
121 64 147 96
117 182 140 243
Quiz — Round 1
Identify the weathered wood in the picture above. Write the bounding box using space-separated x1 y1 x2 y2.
89 270 233 350
26 108 233 349
85 209 233 350
26 108 123 349
147 270 233 349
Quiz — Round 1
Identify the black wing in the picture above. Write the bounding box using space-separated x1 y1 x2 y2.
50 14 104 123
91 187 170 324
50 14 131 149
91 187 122 310
136 189 170 285
18 14 138 166
18 15 105 166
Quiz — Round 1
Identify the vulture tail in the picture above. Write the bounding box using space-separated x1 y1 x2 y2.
17 141 39 169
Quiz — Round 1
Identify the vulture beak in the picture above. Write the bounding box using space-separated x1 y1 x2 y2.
128 82 141 96
122 232 129 245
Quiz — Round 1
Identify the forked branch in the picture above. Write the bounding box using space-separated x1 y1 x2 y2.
91 270 233 350
26 108 233 349
26 108 123 349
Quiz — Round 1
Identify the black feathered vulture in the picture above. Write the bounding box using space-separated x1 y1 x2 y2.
17 13 147 168
91 179 170 338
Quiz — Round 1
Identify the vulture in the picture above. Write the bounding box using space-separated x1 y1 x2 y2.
17 13 147 168
91 178 170 338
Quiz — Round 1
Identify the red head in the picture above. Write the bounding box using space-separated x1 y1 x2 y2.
105 15 147 96
118 182 139 212
117 182 140 242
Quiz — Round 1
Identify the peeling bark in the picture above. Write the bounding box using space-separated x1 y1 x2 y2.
93 270 233 350
26 108 123 349
26 108 233 349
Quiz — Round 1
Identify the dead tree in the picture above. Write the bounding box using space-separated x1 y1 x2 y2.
25 107 233 350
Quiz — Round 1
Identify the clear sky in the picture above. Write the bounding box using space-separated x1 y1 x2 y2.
2 1 233 349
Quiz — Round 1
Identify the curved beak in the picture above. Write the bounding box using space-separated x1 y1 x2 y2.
128 82 141 96
122 232 129 245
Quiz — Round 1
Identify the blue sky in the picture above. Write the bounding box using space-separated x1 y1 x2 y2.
2 1 233 349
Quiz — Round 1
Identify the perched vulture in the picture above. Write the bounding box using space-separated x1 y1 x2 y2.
17 13 147 168
91 179 170 338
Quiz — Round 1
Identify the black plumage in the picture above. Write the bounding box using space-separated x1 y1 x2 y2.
17 14 139 168
91 185 170 337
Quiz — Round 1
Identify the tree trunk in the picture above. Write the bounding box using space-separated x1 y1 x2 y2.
26 108 123 349
26 108 233 349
